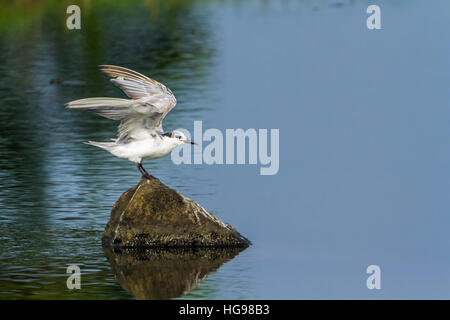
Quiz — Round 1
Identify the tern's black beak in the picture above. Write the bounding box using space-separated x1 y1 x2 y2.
184 140 197 145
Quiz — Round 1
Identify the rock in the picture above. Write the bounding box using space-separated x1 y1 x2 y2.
102 176 251 248
103 246 245 299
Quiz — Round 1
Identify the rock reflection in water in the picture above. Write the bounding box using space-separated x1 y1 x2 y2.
103 247 246 300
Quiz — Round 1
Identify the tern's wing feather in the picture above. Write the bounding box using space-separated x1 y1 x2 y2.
66 97 164 142
67 65 176 141
99 65 176 132
66 97 132 120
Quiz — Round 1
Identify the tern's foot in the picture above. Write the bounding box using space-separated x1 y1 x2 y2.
142 172 153 179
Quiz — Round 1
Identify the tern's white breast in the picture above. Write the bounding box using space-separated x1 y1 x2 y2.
110 136 177 163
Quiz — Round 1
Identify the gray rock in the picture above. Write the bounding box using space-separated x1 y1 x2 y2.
102 176 251 248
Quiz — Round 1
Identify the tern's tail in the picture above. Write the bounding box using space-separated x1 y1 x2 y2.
85 141 116 151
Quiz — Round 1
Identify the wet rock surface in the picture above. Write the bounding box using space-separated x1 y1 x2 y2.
102 177 250 248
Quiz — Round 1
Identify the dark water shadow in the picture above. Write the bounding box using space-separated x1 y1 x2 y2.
103 246 246 300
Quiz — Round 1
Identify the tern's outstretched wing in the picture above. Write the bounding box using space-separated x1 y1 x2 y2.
67 97 164 143
67 65 177 142
100 65 177 132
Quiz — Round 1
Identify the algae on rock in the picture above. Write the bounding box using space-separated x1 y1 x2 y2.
102 177 250 248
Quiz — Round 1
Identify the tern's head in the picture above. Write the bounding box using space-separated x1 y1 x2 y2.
164 130 196 145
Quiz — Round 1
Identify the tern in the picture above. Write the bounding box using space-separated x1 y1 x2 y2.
67 65 195 179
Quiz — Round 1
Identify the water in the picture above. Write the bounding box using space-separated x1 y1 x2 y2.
0 0 449 299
